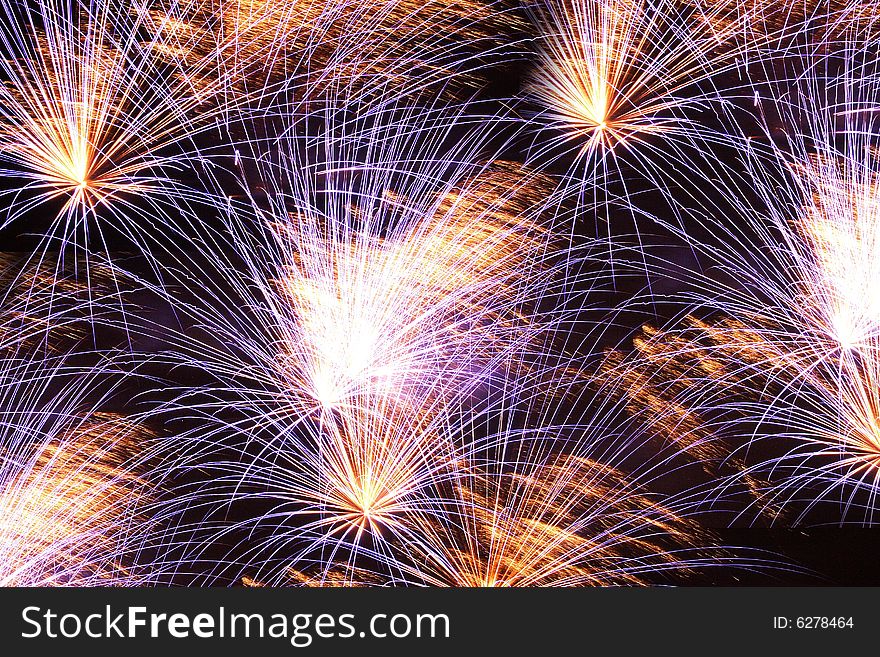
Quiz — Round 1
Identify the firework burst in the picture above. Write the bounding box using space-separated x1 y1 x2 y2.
523 0 746 193
0 0 240 269
521 0 872 233
109 108 614 583
604 42 880 524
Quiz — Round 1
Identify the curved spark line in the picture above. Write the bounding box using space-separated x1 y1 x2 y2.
605 43 880 524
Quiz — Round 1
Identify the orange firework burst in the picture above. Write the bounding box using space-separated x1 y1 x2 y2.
0 0 232 257
520 0 877 224
390 454 712 587
264 372 743 589
524 0 752 163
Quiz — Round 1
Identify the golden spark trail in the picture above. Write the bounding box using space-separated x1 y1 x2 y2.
0 411 154 586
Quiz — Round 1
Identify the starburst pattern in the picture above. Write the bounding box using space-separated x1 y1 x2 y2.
1 0 879 588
